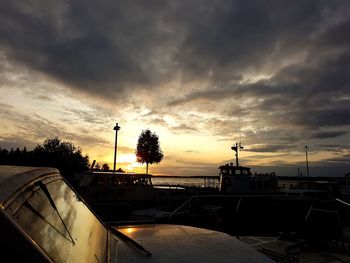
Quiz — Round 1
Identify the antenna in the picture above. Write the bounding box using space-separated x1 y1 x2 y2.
239 112 241 145
232 111 244 167
238 110 244 150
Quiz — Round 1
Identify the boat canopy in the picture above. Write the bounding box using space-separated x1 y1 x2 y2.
0 166 59 204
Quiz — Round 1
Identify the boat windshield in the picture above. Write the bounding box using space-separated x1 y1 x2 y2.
7 178 108 263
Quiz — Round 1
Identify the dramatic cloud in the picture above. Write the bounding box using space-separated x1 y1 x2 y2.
1 0 350 175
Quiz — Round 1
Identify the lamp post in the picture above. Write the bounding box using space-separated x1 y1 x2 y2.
305 145 309 177
113 123 120 173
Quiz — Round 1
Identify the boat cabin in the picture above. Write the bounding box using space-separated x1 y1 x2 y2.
219 164 251 176
219 164 277 193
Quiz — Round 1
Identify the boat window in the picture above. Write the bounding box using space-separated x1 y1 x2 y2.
9 179 108 263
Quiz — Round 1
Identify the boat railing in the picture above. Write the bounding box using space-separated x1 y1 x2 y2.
169 194 247 221
335 198 350 231
153 185 186 190
336 198 350 208
169 194 346 239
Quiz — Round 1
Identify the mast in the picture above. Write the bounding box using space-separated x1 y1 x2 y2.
231 113 244 167
231 142 244 167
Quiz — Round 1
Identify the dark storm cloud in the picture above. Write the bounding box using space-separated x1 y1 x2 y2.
312 130 348 139
0 1 348 96
321 154 350 164
287 109 350 128
316 144 350 152
0 0 178 97
1 1 350 142
245 144 295 153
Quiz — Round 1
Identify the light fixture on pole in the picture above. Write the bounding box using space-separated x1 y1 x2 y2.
113 123 120 173
305 145 309 177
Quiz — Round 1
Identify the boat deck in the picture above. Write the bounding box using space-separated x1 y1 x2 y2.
240 228 350 262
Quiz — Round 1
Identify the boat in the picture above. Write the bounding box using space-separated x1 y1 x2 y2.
1 165 274 262
166 144 350 261
74 171 189 221
169 193 350 262
219 143 278 194
219 163 278 194
77 171 157 203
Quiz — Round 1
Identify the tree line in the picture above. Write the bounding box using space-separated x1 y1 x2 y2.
0 137 89 177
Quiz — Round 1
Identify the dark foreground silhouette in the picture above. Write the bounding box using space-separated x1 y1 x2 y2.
0 137 89 177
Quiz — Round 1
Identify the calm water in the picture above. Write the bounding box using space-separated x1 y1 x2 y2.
151 177 220 188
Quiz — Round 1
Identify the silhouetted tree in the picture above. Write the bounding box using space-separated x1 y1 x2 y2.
136 129 163 174
0 147 30 166
0 148 9 164
33 137 89 177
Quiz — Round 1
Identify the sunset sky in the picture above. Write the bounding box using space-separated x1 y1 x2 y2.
0 1 349 176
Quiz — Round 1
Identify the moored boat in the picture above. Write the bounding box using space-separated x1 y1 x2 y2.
0 165 273 262
74 170 189 221
219 163 278 194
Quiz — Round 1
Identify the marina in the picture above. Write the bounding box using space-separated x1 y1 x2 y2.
2 1 350 261
2 165 350 262
0 165 275 263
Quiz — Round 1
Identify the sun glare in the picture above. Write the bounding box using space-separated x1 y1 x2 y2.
118 153 143 171
119 153 137 164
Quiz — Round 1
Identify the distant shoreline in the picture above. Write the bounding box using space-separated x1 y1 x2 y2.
153 175 220 179
152 174 347 181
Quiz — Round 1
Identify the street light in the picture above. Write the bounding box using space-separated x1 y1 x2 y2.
305 145 309 177
113 123 120 173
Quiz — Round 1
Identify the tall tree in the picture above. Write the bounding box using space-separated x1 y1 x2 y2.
136 129 163 174
33 137 89 177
